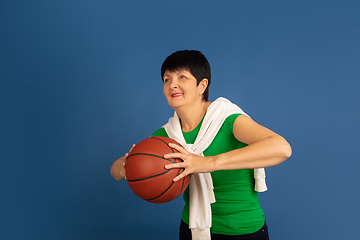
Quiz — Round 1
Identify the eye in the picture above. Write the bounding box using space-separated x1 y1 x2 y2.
164 78 171 83
180 75 187 79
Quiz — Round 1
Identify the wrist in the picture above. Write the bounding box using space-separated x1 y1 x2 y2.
208 155 219 172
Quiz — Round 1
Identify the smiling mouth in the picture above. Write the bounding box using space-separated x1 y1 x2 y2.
171 93 183 98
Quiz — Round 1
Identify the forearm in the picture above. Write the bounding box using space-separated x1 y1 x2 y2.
211 135 292 171
164 135 291 181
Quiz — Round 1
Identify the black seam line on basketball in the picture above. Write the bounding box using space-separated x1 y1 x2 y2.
127 169 172 182
151 137 176 153
127 153 176 163
144 178 175 201
144 167 182 201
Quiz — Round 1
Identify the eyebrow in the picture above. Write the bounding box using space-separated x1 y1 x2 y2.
163 69 188 78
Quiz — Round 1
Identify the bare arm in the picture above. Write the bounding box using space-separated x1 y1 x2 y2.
214 114 292 170
110 155 127 181
164 115 292 181
110 144 135 181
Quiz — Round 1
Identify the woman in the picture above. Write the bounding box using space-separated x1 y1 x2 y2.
111 50 292 240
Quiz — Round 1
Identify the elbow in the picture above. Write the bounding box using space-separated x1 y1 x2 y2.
281 138 292 161
284 144 292 159
271 135 292 165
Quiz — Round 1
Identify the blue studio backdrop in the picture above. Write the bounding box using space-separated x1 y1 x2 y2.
1 1 359 240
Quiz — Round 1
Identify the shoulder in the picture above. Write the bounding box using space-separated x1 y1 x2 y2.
223 113 242 133
233 114 278 145
151 127 169 138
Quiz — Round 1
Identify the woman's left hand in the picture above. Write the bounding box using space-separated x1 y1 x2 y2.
164 143 213 182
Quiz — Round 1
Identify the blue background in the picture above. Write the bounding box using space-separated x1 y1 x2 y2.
1 0 359 239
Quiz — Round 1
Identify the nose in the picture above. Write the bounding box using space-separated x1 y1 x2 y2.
170 79 178 89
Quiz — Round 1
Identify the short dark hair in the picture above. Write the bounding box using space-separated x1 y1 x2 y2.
161 50 211 101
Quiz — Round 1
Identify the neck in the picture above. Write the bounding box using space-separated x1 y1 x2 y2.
176 100 211 132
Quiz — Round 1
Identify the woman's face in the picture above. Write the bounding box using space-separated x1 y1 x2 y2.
163 69 206 110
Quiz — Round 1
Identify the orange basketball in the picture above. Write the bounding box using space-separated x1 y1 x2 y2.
126 136 190 203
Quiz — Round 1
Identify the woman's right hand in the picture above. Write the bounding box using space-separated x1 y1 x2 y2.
110 144 135 181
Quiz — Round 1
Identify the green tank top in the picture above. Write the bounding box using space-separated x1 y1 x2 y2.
151 114 265 235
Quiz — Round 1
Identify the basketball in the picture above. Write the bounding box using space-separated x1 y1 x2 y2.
126 136 190 203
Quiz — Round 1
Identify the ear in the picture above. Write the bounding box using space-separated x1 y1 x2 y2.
198 78 208 95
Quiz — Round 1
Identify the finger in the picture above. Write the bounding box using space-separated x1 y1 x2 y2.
168 143 185 152
164 152 183 159
129 144 136 152
122 162 127 179
165 162 185 169
124 144 135 160
173 171 189 182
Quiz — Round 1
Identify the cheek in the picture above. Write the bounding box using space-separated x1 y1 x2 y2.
163 85 170 100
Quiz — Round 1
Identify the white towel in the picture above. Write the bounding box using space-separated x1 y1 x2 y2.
163 97 267 240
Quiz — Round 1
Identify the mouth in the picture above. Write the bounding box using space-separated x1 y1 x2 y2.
171 93 183 98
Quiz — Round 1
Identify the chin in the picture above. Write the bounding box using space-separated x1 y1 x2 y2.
167 100 184 109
